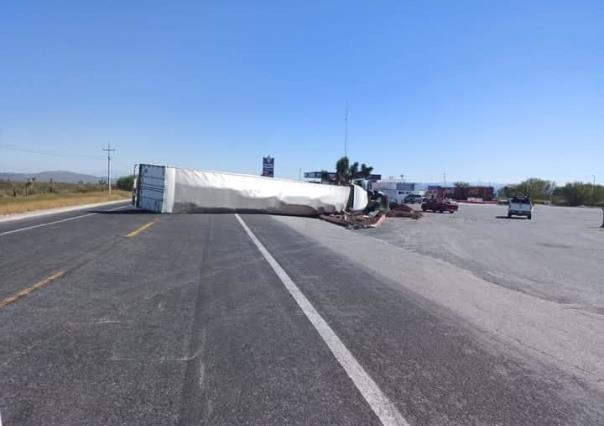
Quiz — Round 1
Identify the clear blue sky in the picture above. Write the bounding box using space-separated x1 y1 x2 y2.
1 0 602 184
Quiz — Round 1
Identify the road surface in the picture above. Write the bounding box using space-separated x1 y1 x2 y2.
0 203 602 425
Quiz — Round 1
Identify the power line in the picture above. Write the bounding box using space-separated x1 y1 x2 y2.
0 144 104 160
111 159 136 174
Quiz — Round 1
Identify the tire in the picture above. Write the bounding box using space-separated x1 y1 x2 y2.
527 214 532 220
508 213 512 218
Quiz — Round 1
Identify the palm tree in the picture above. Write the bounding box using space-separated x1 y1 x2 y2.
359 163 373 178
335 156 375 184
335 156 350 185
348 162 359 179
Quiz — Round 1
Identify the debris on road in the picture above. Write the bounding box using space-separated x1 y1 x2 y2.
319 191 396 229
387 203 422 219
319 211 386 229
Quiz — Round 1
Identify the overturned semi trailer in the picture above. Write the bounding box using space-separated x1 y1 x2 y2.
133 164 368 216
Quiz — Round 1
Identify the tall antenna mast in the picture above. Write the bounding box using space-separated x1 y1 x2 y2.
344 102 348 158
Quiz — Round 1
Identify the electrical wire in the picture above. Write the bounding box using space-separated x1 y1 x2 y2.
0 144 105 160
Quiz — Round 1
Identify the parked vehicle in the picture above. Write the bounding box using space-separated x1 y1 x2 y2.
404 194 423 204
421 199 459 213
508 196 533 219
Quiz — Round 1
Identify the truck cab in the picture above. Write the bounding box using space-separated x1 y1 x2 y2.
508 196 533 219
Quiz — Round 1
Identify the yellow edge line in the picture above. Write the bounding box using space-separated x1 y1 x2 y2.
126 220 157 238
0 271 65 309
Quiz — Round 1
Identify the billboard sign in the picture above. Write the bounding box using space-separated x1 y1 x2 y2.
262 156 274 177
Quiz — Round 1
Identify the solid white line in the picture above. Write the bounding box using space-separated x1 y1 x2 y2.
234 214 409 426
0 205 130 237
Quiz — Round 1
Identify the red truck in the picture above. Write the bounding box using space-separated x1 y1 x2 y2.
421 199 459 213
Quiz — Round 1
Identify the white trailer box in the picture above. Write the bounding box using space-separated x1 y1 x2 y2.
134 164 366 216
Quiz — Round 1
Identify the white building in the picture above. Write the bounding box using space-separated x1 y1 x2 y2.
370 180 424 204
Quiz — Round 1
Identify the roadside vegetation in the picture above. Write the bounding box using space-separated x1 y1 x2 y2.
499 178 604 207
115 175 135 191
0 178 131 215
319 156 374 185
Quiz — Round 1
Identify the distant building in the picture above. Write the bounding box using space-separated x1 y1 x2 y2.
372 181 416 192
303 171 381 184
371 179 423 204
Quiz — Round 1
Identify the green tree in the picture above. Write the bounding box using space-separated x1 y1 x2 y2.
116 175 135 191
553 182 604 206
334 157 375 184
335 156 350 185
348 161 359 179
357 163 374 179
454 182 470 188
504 178 555 201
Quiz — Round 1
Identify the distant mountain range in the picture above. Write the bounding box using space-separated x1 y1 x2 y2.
0 171 106 184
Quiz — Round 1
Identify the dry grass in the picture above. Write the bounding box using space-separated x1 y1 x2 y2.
0 191 130 215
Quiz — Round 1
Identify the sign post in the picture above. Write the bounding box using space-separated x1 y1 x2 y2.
262 156 274 177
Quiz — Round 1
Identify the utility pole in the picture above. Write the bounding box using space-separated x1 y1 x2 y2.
102 143 116 195
344 103 348 158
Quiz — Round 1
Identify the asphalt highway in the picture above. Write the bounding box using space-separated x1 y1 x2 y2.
0 204 602 425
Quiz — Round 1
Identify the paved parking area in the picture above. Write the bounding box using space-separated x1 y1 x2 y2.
372 203 604 314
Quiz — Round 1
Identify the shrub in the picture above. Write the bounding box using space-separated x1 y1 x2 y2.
116 175 135 191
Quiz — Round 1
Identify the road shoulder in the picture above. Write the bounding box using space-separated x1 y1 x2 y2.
0 199 129 224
